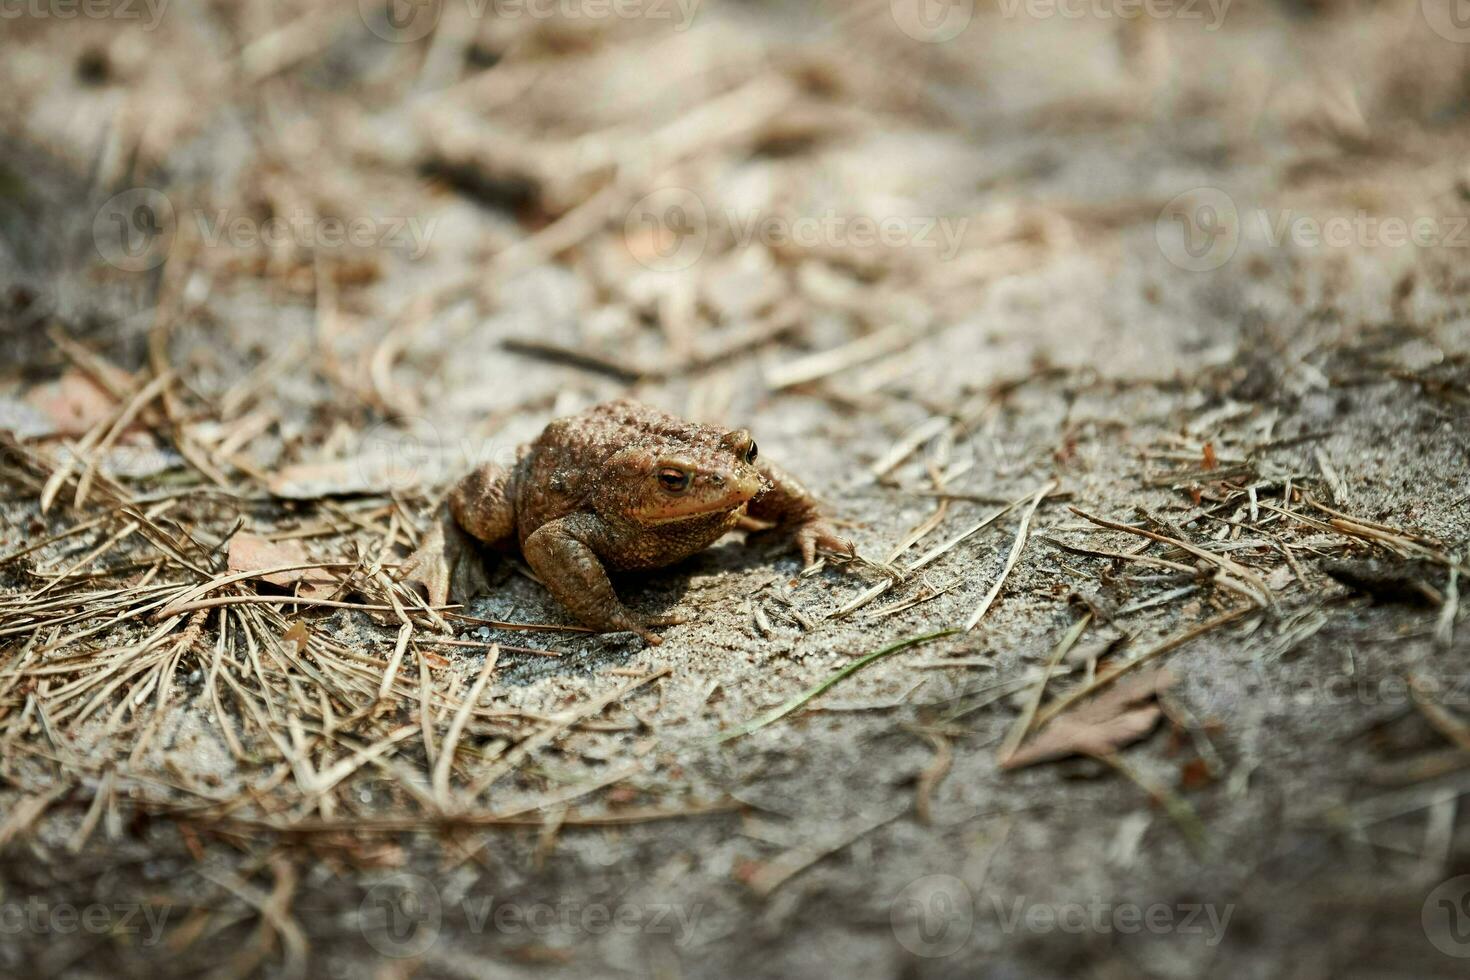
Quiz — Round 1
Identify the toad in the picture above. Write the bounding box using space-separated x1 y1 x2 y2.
401 400 853 644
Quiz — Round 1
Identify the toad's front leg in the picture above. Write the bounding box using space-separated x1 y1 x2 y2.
521 516 672 645
745 460 854 566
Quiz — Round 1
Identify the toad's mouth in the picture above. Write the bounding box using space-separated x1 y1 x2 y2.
638 477 765 524
641 501 744 525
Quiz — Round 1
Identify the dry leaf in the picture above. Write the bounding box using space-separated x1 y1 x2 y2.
227 532 336 598
1001 669 1177 770
282 620 310 652
267 450 450 499
228 533 310 586
267 459 384 499
25 369 120 436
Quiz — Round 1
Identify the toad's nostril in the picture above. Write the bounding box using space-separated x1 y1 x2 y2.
711 474 725 486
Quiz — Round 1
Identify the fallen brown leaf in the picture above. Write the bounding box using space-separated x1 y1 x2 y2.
228 533 310 586
25 367 129 436
282 620 310 652
227 532 337 598
1000 669 1177 770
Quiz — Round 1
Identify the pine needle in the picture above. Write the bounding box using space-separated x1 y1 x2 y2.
716 629 957 742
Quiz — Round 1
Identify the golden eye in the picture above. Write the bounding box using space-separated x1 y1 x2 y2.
745 441 758 464
657 467 691 493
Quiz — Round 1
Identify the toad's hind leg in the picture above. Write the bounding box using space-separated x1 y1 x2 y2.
449 462 518 549
401 463 516 607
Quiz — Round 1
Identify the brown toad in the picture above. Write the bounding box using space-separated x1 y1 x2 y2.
401 400 852 644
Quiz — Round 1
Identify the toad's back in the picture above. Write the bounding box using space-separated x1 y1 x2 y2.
513 400 731 539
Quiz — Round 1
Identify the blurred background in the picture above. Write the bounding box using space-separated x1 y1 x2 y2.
5 0 1469 440
3 1 1470 977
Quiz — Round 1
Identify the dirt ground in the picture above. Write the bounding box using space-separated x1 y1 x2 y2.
2 1 1470 977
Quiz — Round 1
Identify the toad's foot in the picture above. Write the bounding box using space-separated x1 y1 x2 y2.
747 517 855 568
791 517 855 568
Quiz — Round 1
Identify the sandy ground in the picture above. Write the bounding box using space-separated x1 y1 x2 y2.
2 1 1470 977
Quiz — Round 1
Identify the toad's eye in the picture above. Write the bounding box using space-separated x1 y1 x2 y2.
744 441 758 464
657 467 691 493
